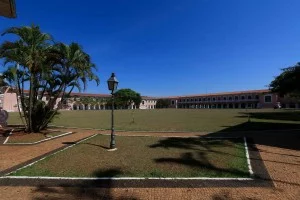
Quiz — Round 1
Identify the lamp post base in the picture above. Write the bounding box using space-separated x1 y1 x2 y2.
107 148 117 152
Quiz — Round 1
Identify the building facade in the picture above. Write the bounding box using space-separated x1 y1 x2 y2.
0 87 299 112
174 89 282 109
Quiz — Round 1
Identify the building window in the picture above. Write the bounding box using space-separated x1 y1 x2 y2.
234 96 239 100
212 97 216 101
264 95 272 103
187 99 189 102
248 95 252 100
229 96 232 101
255 95 259 99
223 97 227 100
207 98 211 101
142 101 145 105
218 97 221 101
203 98 206 101
241 96 245 100
171 100 175 105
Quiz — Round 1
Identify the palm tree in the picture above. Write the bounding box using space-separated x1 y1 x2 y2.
1 25 100 132
0 25 53 132
38 42 100 130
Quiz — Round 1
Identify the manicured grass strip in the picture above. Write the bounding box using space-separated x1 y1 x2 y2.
6 131 72 144
7 109 300 132
8 135 250 178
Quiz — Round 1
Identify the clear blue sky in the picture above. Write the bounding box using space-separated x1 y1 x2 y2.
1 0 300 96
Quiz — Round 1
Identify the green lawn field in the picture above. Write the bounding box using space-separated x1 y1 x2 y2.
7 109 300 132
9 135 249 178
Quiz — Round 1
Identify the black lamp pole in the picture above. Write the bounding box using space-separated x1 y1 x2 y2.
107 73 118 150
110 91 116 149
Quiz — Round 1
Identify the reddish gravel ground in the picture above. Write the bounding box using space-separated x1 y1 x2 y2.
0 129 299 200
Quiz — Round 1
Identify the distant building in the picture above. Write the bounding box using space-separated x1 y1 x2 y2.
139 97 158 109
172 89 285 109
0 87 299 112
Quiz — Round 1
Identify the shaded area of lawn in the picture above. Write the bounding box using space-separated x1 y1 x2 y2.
207 121 300 151
8 135 249 178
238 110 300 122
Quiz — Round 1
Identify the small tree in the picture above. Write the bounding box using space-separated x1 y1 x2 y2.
114 88 141 124
156 99 170 108
269 63 300 97
114 89 142 109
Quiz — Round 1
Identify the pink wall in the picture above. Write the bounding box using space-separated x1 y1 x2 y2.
3 93 19 112
258 93 278 108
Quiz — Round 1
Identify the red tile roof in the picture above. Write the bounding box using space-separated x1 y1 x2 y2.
158 89 270 99
70 92 111 97
19 89 270 99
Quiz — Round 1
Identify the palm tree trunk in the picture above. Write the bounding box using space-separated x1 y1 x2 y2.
16 81 27 130
27 75 34 133
39 84 66 131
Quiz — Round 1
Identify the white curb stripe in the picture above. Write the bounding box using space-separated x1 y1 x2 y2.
4 134 98 176
3 129 13 144
0 176 253 181
244 137 254 176
5 132 73 145
98 133 240 139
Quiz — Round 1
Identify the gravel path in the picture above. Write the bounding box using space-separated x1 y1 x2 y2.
0 129 299 199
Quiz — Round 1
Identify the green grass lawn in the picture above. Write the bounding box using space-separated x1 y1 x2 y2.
9 135 249 178
7 131 68 144
7 109 300 132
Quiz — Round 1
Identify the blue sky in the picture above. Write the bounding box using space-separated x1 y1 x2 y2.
1 0 300 96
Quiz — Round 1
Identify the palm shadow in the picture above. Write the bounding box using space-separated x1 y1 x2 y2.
155 152 249 177
238 111 300 121
32 168 140 200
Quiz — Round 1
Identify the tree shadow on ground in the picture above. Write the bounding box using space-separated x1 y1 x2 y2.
81 142 110 150
32 168 139 200
152 138 300 167
155 152 249 177
210 121 300 151
149 120 300 187
150 137 250 177
237 111 300 121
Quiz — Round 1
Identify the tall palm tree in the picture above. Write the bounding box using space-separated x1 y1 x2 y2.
1 25 100 132
38 42 100 130
0 25 53 132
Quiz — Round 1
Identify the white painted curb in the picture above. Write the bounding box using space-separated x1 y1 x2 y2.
0 176 254 181
5 131 73 145
3 129 13 144
244 137 254 176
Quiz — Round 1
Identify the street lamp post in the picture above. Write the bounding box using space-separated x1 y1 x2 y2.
107 73 119 150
